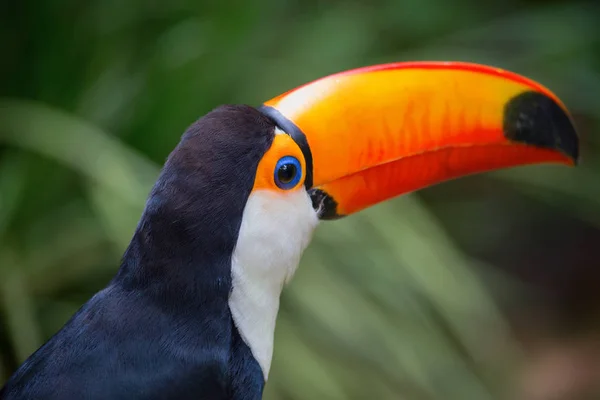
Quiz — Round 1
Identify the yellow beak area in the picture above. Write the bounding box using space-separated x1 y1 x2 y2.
260 62 579 219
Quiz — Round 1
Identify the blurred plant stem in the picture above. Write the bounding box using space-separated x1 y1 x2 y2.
0 249 42 363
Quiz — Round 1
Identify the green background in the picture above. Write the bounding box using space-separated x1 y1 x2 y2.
1 0 599 399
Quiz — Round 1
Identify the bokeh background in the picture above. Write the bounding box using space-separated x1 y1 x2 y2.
1 0 599 399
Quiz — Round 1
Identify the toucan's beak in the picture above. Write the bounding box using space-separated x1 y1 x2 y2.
260 62 579 219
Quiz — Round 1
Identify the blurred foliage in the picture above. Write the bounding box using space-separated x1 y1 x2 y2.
1 0 599 399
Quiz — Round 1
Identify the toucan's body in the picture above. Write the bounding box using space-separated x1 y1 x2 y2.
1 272 261 400
0 62 579 400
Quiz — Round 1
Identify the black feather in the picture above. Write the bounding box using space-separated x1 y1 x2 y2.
1 105 275 400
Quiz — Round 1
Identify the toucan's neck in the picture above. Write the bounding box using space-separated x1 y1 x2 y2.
115 179 237 301
113 176 267 398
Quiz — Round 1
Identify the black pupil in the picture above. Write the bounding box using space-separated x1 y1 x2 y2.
278 163 296 183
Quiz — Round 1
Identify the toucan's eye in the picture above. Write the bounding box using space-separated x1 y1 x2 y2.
274 156 302 190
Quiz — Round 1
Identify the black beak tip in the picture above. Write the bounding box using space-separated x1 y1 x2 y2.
503 90 580 165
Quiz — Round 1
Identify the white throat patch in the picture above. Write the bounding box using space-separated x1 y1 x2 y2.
229 188 318 380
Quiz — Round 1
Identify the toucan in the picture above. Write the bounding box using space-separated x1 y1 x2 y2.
0 62 578 400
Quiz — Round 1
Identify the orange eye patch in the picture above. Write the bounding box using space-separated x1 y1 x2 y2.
253 133 306 192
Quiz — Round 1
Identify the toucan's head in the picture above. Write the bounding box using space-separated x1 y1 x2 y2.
139 62 578 381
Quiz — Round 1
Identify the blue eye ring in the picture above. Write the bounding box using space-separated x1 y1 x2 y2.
274 156 303 190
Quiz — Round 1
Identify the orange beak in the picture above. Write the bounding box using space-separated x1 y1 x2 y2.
259 62 579 219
